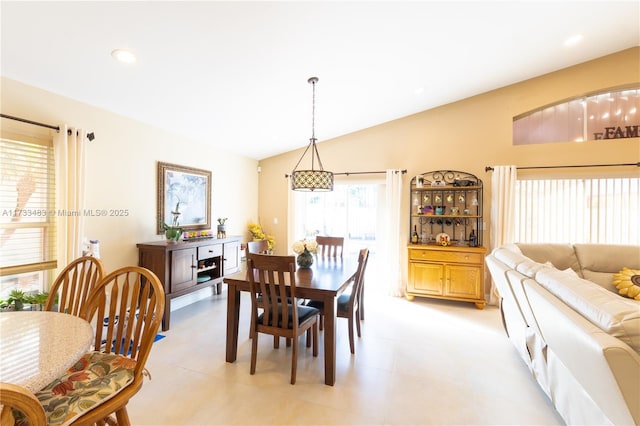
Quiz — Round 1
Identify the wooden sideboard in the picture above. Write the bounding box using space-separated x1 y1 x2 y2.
137 236 241 330
407 244 487 309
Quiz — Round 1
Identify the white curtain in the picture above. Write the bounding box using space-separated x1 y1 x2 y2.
381 169 404 296
489 165 517 305
54 126 87 268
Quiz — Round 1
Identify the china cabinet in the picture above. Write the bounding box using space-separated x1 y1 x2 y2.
407 170 486 308
137 236 241 330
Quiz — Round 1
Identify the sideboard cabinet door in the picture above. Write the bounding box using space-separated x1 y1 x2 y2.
223 240 240 275
170 248 196 293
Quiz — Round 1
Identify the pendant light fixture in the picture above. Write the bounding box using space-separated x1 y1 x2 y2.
290 77 334 191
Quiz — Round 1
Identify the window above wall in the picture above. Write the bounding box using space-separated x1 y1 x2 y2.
513 87 640 145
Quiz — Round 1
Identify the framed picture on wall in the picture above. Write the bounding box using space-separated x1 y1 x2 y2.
157 162 211 233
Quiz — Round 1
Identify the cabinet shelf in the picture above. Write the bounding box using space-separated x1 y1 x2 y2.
412 185 482 190
412 214 481 219
197 265 217 273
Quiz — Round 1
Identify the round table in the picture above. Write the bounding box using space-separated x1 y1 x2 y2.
0 311 93 392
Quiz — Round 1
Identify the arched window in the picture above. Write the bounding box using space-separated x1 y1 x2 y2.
513 87 639 145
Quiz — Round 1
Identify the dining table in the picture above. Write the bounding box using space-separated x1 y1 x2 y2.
0 310 94 392
223 256 359 386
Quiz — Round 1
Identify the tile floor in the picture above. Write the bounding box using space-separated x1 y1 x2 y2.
128 262 564 425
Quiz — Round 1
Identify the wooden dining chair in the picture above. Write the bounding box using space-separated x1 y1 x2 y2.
315 235 345 259
247 239 269 254
34 266 165 426
307 248 369 354
45 255 105 317
0 382 46 426
247 253 320 384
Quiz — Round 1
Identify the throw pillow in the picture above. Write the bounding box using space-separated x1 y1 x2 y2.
613 267 640 300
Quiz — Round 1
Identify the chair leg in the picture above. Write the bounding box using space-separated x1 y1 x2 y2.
355 309 362 338
312 321 318 357
348 315 355 354
115 407 131 426
319 314 324 331
306 329 311 347
251 332 258 375
291 336 298 385
274 336 279 348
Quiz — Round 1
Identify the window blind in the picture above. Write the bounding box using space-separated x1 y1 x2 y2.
0 132 57 276
515 177 640 244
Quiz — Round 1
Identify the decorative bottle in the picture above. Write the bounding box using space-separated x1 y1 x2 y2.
468 230 477 247
411 225 419 244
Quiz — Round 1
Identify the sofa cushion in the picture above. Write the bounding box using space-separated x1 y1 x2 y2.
535 267 640 354
515 259 549 278
516 243 581 274
574 244 640 290
492 245 528 269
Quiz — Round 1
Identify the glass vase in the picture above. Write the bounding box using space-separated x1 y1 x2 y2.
297 248 314 268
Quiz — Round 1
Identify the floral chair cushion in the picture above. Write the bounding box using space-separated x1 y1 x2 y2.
35 351 136 426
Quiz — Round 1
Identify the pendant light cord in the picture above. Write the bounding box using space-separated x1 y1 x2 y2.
311 78 316 141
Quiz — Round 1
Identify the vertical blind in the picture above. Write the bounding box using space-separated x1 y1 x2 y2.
515 177 640 244
0 132 57 276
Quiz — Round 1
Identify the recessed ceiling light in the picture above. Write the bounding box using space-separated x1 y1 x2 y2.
414 87 425 95
564 34 583 47
111 49 136 63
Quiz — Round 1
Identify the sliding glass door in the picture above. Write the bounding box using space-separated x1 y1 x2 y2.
292 183 381 256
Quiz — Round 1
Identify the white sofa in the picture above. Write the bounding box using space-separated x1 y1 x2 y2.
486 243 640 425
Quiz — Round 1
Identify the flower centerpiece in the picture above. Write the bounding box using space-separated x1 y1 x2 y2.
162 201 183 243
248 223 275 253
292 239 318 268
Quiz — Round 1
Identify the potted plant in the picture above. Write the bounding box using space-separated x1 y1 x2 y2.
25 291 49 311
217 217 228 238
163 201 183 243
6 289 27 311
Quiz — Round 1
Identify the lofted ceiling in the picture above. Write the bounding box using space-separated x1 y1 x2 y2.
1 1 638 160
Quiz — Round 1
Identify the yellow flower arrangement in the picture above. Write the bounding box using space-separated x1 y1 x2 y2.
248 223 275 252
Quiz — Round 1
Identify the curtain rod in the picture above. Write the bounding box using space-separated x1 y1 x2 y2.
1 113 96 141
485 163 639 172
285 169 406 178
334 169 407 176
1 113 60 131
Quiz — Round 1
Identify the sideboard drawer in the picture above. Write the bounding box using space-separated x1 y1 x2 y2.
198 244 223 260
409 249 483 264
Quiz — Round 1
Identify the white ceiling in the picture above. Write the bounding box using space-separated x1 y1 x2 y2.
1 1 638 160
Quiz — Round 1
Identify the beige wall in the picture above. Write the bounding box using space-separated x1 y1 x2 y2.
259 47 640 259
1 47 638 283
1 77 259 275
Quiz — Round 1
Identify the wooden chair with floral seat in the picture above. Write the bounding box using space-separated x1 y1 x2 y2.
45 255 105 317
0 382 47 426
247 253 320 384
35 266 165 426
315 235 345 259
307 248 369 354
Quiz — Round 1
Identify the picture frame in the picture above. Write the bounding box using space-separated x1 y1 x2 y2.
157 162 211 234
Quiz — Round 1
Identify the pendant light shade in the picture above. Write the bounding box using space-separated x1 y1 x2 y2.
290 77 334 191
